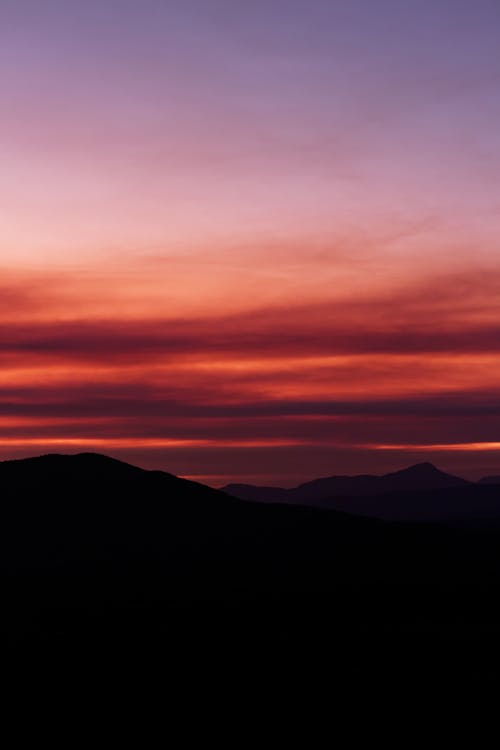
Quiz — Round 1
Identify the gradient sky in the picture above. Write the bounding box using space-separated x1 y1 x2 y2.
2 0 500 484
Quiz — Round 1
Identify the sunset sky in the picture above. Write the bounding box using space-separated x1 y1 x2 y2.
2 0 500 484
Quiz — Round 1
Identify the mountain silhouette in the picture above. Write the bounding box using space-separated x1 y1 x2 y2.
0 451 149 484
223 462 470 507
479 475 500 485
3 451 500 688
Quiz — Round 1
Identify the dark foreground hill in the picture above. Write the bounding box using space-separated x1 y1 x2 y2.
3 452 500 690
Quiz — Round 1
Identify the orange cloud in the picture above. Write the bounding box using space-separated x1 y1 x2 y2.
1 258 499 483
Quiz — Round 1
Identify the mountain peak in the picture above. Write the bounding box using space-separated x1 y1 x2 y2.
0 451 149 483
380 462 469 490
224 462 470 504
390 462 441 475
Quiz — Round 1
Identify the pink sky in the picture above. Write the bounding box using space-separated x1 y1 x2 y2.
1 1 500 483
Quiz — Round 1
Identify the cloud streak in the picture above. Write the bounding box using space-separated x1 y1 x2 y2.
0 257 499 483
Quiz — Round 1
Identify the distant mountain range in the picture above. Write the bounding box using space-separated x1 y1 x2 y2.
222 462 500 519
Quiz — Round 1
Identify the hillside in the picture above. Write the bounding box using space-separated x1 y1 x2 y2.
3 452 500 686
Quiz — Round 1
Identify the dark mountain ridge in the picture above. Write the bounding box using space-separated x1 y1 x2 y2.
3 451 500 687
223 461 472 509
479 475 500 485
0 451 148 483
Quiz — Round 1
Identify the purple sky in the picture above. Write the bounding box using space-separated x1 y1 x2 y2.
1 1 500 484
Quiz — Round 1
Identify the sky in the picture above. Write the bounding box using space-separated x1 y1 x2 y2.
1 0 500 485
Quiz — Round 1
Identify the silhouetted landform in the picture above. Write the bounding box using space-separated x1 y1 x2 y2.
479 475 500 485
222 462 500 521
4 452 500 689
225 461 468 500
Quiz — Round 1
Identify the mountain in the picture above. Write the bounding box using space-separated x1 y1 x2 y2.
223 462 470 508
3 451 500 688
220 483 291 503
479 475 500 485
0 451 378 597
223 463 495 521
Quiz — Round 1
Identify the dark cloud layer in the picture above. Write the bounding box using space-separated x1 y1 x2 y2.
1 315 500 360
